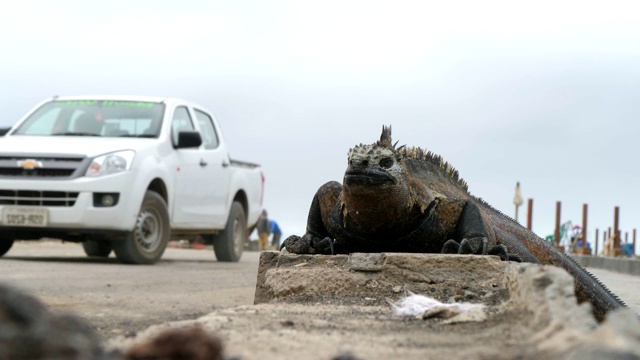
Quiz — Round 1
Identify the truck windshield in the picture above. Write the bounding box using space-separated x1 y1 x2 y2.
12 100 166 138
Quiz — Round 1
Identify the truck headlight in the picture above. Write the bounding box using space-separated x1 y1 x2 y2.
85 150 135 177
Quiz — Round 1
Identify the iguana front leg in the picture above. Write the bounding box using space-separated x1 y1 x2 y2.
282 181 342 254
441 202 521 262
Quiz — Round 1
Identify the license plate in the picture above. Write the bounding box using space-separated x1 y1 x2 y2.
2 207 48 227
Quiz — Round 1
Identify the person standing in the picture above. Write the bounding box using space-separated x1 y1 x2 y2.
269 220 282 250
256 210 270 251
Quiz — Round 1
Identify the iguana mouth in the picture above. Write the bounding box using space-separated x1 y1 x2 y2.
344 169 396 187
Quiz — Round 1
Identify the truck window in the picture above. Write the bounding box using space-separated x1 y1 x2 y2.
171 106 195 147
23 107 61 135
194 109 220 150
13 100 165 137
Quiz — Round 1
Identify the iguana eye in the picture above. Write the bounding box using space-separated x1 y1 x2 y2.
379 158 394 168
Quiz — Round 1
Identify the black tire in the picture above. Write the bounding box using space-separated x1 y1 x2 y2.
213 201 246 262
113 191 170 265
0 238 14 256
82 240 112 257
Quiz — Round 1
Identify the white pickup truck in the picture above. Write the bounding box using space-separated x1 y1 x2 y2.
0 96 265 264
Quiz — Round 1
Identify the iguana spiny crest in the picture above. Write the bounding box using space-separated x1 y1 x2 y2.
347 126 468 192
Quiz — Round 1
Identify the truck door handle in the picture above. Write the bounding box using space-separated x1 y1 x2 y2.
221 161 229 168
199 159 208 167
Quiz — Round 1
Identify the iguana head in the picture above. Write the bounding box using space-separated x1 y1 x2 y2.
342 126 433 234
340 125 469 235
345 126 401 189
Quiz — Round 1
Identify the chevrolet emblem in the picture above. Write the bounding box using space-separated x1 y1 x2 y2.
17 159 43 170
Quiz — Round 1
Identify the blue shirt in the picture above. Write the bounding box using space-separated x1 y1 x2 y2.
269 220 282 235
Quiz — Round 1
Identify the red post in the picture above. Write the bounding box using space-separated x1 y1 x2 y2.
613 207 620 250
526 199 533 230
554 201 561 246
581 204 588 250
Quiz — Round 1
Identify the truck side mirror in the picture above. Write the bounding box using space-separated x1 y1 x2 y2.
176 131 202 149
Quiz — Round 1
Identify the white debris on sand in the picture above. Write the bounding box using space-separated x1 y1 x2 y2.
386 290 486 323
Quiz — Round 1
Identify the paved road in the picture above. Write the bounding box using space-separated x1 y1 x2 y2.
586 267 640 313
0 241 637 343
0 241 260 341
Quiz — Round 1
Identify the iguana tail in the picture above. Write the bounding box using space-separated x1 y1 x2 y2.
490 215 626 322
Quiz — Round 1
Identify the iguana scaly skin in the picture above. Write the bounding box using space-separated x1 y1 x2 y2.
283 126 626 322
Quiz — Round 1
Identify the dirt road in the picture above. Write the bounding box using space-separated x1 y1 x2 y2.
0 241 260 341
0 241 638 346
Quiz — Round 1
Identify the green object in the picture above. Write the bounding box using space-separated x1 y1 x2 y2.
101 100 154 107
54 100 98 107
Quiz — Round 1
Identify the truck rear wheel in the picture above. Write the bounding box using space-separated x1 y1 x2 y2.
213 201 246 262
0 238 14 256
113 191 170 265
82 240 112 257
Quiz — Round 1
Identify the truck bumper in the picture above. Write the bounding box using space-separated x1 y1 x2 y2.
0 171 141 236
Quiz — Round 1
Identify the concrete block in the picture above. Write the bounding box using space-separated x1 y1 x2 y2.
254 253 508 306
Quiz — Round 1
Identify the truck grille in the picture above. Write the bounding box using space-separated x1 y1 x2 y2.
0 155 87 179
0 168 76 177
0 190 79 207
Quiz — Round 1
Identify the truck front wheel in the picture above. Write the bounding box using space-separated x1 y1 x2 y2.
113 191 170 265
213 201 246 262
0 238 14 257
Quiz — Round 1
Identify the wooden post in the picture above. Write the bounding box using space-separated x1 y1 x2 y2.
595 228 599 256
526 199 533 230
581 204 588 250
613 207 620 250
554 201 561 246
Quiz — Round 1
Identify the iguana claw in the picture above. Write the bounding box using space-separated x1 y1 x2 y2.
441 238 521 262
281 235 310 254
311 236 335 255
460 237 489 255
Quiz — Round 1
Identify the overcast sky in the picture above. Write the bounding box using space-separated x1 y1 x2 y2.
1 1 639 254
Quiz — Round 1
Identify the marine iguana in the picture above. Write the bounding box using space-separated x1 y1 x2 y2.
283 125 626 322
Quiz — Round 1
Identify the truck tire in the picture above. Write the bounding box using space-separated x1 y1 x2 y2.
0 239 14 256
82 240 112 257
213 201 246 262
113 191 170 265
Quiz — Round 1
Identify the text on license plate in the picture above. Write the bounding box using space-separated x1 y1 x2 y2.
2 207 49 227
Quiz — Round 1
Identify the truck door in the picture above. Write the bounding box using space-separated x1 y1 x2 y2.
171 106 216 225
192 109 231 228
